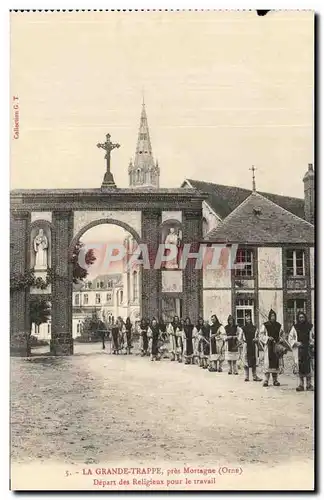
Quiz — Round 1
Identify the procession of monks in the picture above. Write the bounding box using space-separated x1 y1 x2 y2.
108 309 314 392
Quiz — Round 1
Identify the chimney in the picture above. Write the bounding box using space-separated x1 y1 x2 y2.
303 163 315 224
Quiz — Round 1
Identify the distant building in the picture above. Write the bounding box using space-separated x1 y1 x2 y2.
33 269 141 340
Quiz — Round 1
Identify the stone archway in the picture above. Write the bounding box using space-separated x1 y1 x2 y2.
10 188 205 356
69 217 142 258
69 218 143 341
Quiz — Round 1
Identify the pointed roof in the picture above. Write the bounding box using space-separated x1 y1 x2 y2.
204 191 314 244
182 179 305 220
134 101 155 170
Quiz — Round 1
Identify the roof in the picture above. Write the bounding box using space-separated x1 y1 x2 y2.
183 179 305 220
204 192 314 245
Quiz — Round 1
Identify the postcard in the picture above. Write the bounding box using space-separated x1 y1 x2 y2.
10 9 315 491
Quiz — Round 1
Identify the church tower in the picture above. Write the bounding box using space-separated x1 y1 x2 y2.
128 100 160 188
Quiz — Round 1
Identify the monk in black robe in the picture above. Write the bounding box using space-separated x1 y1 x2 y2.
183 317 194 364
139 318 149 356
260 309 284 387
238 315 262 382
111 322 120 354
124 317 133 355
148 318 161 361
289 312 314 391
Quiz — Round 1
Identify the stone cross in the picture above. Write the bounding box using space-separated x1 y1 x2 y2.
97 133 120 175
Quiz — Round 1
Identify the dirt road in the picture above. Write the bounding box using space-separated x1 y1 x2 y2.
10 344 314 490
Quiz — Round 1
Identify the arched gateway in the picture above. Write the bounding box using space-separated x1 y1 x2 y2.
10 187 205 355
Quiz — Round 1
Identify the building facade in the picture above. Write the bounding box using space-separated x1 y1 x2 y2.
200 166 315 331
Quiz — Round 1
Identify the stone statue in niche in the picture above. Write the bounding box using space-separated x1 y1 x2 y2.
34 228 48 270
164 227 182 269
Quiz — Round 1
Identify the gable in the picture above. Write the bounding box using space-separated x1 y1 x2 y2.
183 179 305 220
204 192 314 244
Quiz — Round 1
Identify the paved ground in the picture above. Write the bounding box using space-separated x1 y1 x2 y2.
10 343 314 490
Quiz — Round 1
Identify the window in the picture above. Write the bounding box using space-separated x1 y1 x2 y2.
286 249 305 277
287 299 306 326
77 322 81 334
95 293 101 305
96 282 100 289
140 133 147 140
234 249 253 277
133 270 138 301
34 324 40 334
136 169 140 182
83 294 88 305
88 282 92 289
75 294 80 306
100 281 104 288
106 292 112 304
119 290 123 305
235 298 254 326
47 322 51 334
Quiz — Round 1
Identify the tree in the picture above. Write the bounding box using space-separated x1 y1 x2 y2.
82 309 106 340
72 241 96 284
29 296 51 330
17 296 51 356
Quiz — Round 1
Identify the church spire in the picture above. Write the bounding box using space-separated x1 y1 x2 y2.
129 100 160 188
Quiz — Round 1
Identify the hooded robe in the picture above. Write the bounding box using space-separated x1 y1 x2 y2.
225 316 242 362
239 322 259 368
288 315 314 376
260 310 284 373
209 317 225 362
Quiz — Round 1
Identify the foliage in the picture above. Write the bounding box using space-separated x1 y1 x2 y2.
10 267 54 292
82 309 106 336
29 296 51 331
10 240 96 291
71 241 96 284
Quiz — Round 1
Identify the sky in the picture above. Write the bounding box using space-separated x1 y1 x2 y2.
10 10 313 199
80 224 128 277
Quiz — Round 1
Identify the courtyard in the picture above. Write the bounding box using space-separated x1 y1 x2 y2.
10 344 314 490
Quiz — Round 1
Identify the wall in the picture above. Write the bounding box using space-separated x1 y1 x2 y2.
73 210 142 239
161 211 182 223
203 267 231 289
202 201 220 235
31 212 52 223
258 247 282 288
258 290 284 325
203 289 231 324
310 246 315 288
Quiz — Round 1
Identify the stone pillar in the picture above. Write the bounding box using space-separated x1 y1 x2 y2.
51 210 73 355
141 209 161 319
10 211 30 337
182 209 203 324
